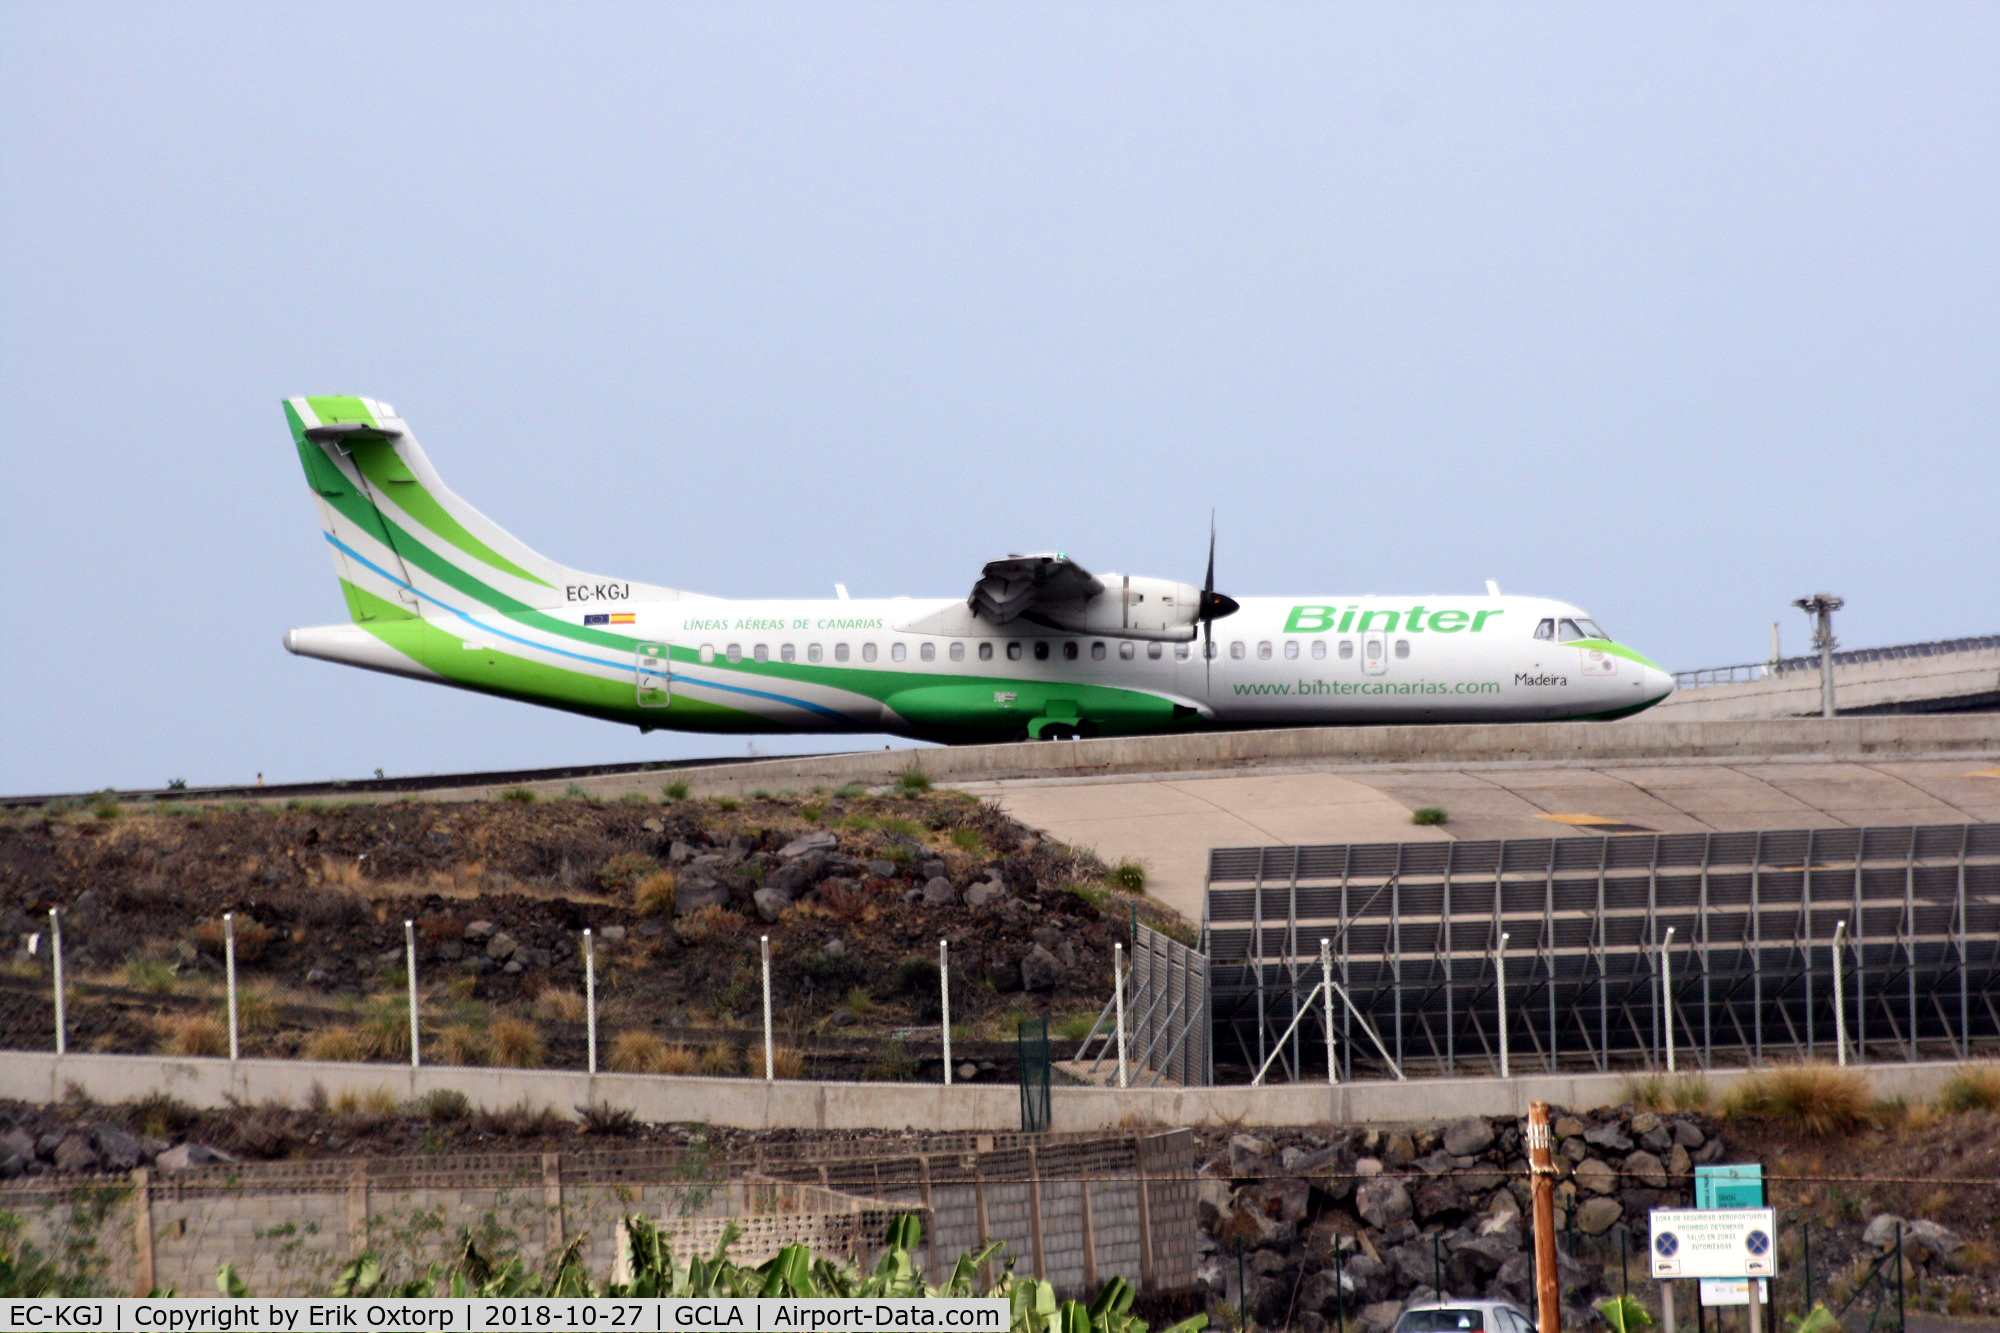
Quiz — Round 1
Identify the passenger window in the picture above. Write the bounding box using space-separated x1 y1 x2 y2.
1257 642 1272 660
920 642 935 662
1007 642 1022 661
699 645 715 664
1366 639 1382 661
807 644 822 663
726 644 742 663
949 642 964 662
1535 618 1556 641
1284 641 1299 660
1091 642 1107 661
980 643 995 661
1118 642 1135 660
1558 619 1585 642
780 644 796 663
1230 641 1246 660
1395 639 1410 659
1034 642 1050 661
1339 640 1354 660
752 644 768 662
862 643 878 662
1311 641 1326 660
1063 642 1079 660
834 643 850 662
1147 643 1163 660
890 643 906 662
1205 641 1219 659
1174 644 1190 661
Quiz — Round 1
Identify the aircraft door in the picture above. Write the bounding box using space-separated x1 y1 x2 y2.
1361 632 1389 676
636 643 672 708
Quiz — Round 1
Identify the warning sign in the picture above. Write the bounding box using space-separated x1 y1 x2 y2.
1649 1208 1779 1279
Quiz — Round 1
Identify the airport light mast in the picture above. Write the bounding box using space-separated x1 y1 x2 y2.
1791 593 1844 718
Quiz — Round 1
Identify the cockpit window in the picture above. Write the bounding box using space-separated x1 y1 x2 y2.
1534 619 1555 641
1576 618 1606 639
1557 619 1586 642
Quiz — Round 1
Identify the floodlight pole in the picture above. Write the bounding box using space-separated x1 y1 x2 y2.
1791 593 1844 718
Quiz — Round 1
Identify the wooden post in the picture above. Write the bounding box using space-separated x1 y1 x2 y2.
1026 1145 1047 1279
130 1168 154 1296
974 1167 993 1289
542 1153 565 1256
1079 1178 1099 1292
1528 1102 1561 1333
1134 1134 1156 1290
919 1154 938 1279
347 1161 369 1256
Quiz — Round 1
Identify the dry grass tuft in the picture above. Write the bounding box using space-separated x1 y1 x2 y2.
697 1042 739 1076
305 1026 369 1062
193 915 273 962
159 1013 228 1057
769 1044 806 1079
1935 1063 2000 1114
532 987 586 1024
675 905 747 944
1622 1072 1714 1112
488 1016 546 1068
360 999 413 1062
1723 1064 1872 1135
609 1030 666 1073
435 1024 491 1066
633 871 677 919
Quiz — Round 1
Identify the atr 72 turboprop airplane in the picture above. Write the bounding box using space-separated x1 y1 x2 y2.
284 396 1675 743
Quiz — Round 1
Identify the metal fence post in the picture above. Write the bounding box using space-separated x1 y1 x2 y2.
1322 937 1336 1086
49 907 64 1057
1662 926 1677 1073
225 912 240 1062
940 939 952 1086
1832 920 1848 1068
1497 931 1510 1079
761 934 774 1082
1113 942 1128 1089
404 919 420 1069
583 928 597 1075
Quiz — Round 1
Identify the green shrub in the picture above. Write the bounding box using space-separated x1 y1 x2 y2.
865 1037 919 1081
898 768 932 793
500 787 537 803
1106 860 1147 893
1411 807 1449 826
663 779 691 801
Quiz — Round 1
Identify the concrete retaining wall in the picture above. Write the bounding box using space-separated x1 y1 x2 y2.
0 1050 1977 1132
434 717 2000 802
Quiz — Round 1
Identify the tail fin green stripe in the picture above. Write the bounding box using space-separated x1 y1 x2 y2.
286 402 418 623
344 438 553 589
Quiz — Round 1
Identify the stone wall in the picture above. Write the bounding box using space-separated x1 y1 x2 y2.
1195 1108 1725 1333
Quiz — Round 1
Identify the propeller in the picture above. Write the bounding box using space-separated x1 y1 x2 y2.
1197 512 1240 689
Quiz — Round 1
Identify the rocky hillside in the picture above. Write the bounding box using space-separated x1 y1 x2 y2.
0 788 1164 1076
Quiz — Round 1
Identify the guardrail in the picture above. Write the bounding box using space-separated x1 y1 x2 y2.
1674 633 2000 689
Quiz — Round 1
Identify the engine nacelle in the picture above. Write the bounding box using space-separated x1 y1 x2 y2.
1034 574 1203 642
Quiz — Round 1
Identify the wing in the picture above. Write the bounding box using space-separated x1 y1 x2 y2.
968 552 1105 625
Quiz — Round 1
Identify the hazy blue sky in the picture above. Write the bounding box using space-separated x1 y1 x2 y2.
4 4 1996 794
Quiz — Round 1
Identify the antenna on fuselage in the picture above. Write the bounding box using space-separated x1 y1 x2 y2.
834 583 850 600
1485 580 1501 596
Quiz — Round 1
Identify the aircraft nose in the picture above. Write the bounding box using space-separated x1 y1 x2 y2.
1649 666 1677 702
